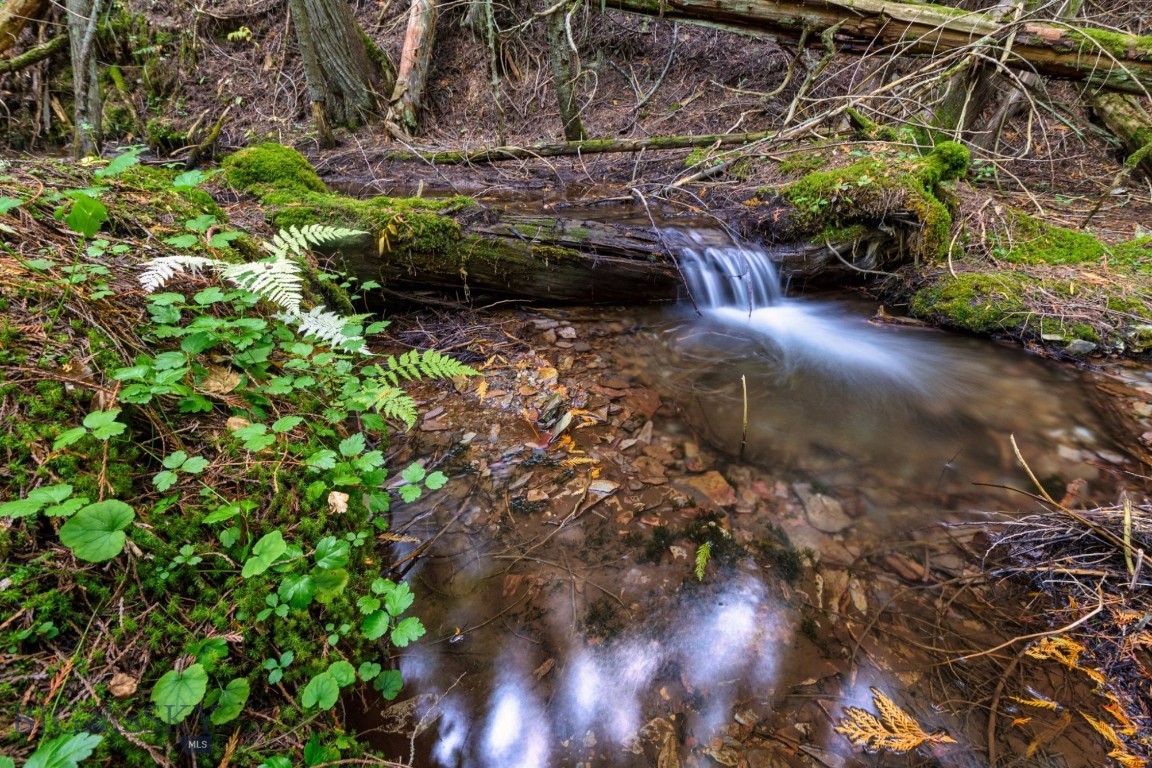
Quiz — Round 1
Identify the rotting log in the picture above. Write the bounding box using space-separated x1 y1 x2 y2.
390 129 778 164
0 0 45 56
1089 93 1152 177
604 0 1152 94
310 207 884 304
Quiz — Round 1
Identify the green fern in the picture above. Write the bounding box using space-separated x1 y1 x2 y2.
375 350 478 387
372 387 419 430
140 224 366 347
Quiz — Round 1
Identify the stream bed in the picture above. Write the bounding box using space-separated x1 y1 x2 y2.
349 225 1148 767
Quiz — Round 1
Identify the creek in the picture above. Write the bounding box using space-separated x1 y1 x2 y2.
354 217 1141 767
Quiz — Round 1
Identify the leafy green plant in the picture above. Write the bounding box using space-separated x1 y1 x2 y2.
152 449 210 491
57 500 135 562
263 650 294 684
53 408 126 450
9 732 102 768
151 662 208 724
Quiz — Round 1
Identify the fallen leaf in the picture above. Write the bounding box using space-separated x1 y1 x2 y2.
201 366 241 395
327 491 349 514
109 672 138 698
226 416 251 431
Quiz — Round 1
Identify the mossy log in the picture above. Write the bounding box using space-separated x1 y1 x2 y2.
311 208 883 303
222 142 913 303
606 0 1152 94
1090 93 1152 177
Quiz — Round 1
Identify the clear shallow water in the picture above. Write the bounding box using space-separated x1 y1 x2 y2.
359 229 1127 767
635 230 1116 499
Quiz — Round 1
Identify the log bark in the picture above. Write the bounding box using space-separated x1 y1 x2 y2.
389 0 438 134
390 129 778 164
604 0 1152 94
0 0 45 56
319 207 891 304
1090 93 1152 177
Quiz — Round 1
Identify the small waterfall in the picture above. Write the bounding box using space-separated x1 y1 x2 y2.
671 229 783 312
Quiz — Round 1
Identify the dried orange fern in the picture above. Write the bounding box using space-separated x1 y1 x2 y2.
835 688 956 754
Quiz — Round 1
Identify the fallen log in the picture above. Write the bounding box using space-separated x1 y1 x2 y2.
605 0 1152 94
1089 92 1152 177
0 30 62 73
387 129 777 164
317 208 888 303
223 143 906 304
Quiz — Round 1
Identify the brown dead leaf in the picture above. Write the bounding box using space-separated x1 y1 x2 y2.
226 416 251 432
327 491 349 514
109 672 138 699
201 366 241 395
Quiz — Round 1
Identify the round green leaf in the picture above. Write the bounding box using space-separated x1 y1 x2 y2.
358 662 381 682
390 616 426 648
151 663 208 724
327 660 356 687
277 574 317 610
24 732 103 768
361 610 390 641
300 671 340 710
58 500 134 562
373 669 404 701
209 678 250 725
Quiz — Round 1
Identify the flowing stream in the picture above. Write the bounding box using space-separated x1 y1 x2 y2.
358 224 1133 767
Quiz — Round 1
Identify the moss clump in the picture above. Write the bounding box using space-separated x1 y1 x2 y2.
910 272 1030 333
777 152 827 176
773 142 967 260
997 214 1152 272
222 143 327 195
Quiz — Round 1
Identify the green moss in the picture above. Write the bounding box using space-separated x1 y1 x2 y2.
910 272 1030 333
777 143 966 260
1072 28 1152 60
222 143 327 195
777 152 827 176
998 215 1152 272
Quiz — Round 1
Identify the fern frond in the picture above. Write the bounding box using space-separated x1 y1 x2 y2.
281 307 365 348
371 386 418 430
379 349 480 386
221 258 305 314
139 255 222 292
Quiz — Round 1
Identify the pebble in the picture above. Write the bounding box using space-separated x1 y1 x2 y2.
802 494 853 533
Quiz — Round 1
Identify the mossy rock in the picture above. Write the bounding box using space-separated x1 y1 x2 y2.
222 143 327 195
910 272 1029 334
997 213 1152 272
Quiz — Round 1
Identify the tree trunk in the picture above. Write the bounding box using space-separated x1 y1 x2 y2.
1090 93 1152 177
288 0 388 142
548 7 587 142
0 0 45 56
309 207 895 303
389 0 438 134
604 0 1152 94
65 0 102 157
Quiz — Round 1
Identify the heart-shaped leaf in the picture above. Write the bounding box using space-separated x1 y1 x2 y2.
151 663 208 724
58 500 134 562
209 678 250 725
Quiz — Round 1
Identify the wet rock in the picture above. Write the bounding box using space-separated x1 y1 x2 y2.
542 329 557 344
556 524 586 548
1065 339 1097 356
681 471 738 507
633 456 668 485
600 375 632 389
558 326 578 339
573 341 592 352
803 494 852 533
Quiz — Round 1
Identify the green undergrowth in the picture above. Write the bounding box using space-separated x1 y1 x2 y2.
753 141 969 262
904 210 1152 354
0 150 476 765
